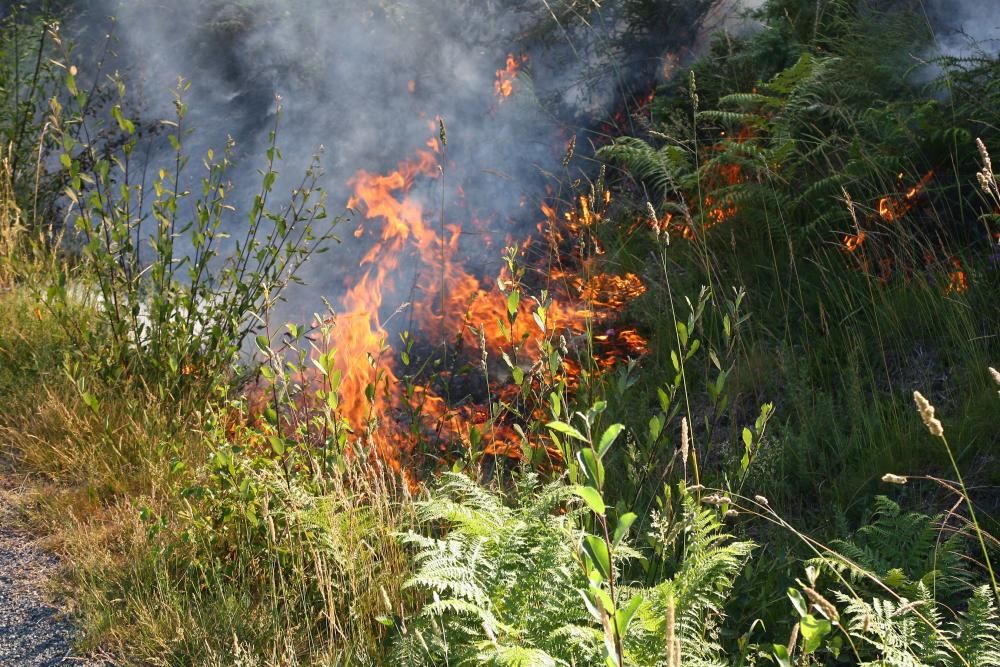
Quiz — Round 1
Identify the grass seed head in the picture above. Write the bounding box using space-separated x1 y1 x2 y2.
680 416 689 466
913 391 944 437
977 137 992 173
804 587 840 622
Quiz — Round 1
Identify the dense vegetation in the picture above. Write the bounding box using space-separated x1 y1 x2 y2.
0 0 997 665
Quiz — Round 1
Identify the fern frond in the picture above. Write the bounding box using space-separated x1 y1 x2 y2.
950 586 1000 666
597 137 690 202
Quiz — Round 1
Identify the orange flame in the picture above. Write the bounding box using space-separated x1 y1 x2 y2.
945 257 969 294
495 53 526 101
878 171 934 222
843 230 866 252
300 138 648 472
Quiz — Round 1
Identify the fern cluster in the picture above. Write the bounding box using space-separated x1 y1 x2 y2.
841 585 1000 666
394 473 753 666
600 0 999 258
393 473 600 665
824 496 971 600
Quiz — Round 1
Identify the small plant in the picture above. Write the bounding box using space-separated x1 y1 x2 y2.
824 495 971 600
839 585 1000 666
46 70 337 400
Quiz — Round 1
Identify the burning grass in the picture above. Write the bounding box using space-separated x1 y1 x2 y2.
495 53 527 101
251 138 653 480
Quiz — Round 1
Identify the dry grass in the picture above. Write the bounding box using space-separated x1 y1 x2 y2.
0 148 24 289
62 449 418 665
0 286 418 664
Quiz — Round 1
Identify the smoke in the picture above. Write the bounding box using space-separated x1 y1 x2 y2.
39 0 995 327
923 0 1000 59
52 0 717 322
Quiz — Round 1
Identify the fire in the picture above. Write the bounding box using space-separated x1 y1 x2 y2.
878 171 934 222
274 135 649 475
596 87 659 140
839 170 964 292
495 53 526 101
946 257 969 294
576 273 646 311
843 229 866 252
667 125 755 239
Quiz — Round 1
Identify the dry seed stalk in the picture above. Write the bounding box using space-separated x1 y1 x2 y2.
913 391 944 437
680 416 690 467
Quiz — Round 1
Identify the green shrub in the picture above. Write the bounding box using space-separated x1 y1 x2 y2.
45 73 337 401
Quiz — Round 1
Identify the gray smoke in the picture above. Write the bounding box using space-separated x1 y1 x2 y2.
40 0 996 329
924 0 1000 59
57 0 718 323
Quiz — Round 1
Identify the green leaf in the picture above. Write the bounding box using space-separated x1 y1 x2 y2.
648 415 663 442
577 449 605 489
81 392 100 414
615 594 642 634
255 334 270 354
771 644 792 667
715 369 728 395
506 290 520 318
579 588 603 622
596 423 624 458
583 536 611 580
573 486 606 515
532 309 546 333
657 388 670 412
264 407 278 425
800 614 831 654
742 427 753 449
829 635 843 659
549 392 562 418
613 512 637 546
676 321 688 347
787 588 808 618
546 420 587 442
